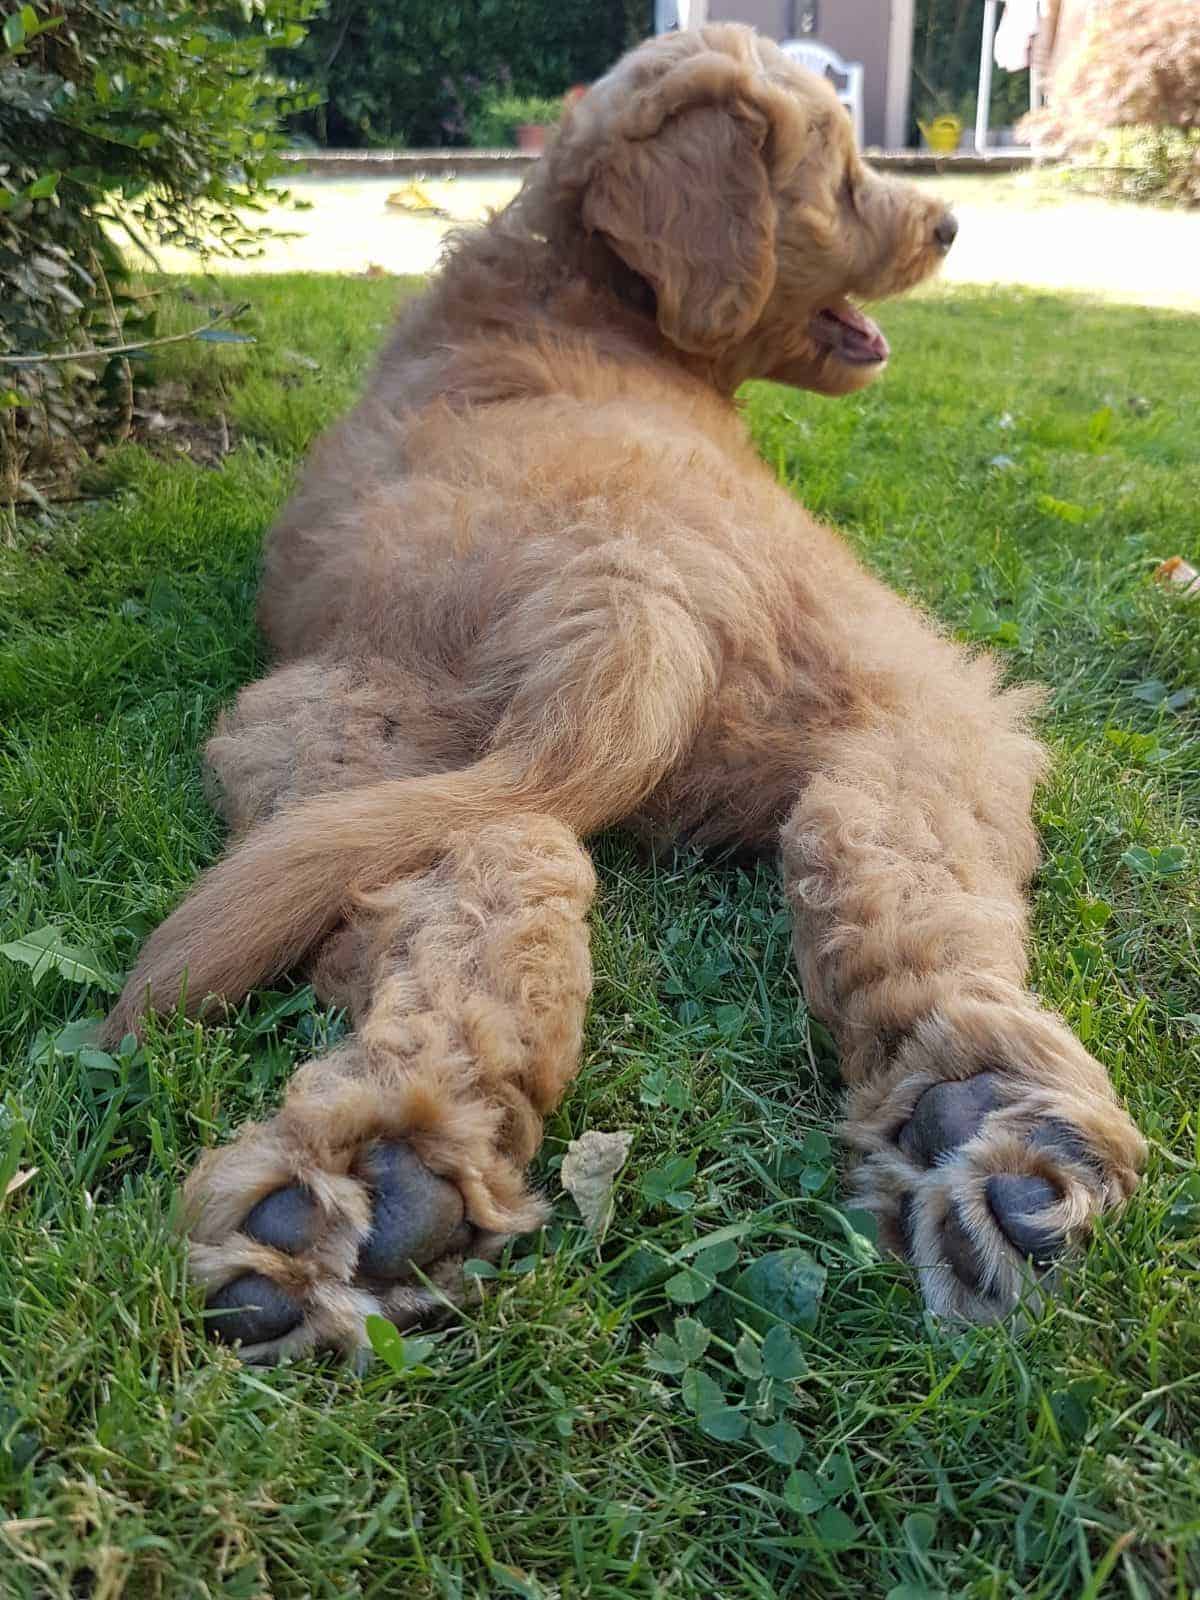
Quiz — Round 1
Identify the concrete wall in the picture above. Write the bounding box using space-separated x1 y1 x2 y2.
705 0 788 36
704 0 912 149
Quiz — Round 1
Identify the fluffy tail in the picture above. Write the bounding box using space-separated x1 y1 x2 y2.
103 743 651 1043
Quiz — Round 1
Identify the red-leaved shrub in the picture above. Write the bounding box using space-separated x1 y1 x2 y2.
1025 0 1200 204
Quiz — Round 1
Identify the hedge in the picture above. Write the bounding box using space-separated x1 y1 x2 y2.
287 0 653 149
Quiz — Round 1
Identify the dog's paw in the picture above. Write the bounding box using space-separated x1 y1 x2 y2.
887 1074 1114 1319
845 1004 1146 1322
186 1124 502 1363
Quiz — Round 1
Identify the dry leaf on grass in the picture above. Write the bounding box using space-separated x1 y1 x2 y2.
560 1130 632 1241
1155 556 1200 598
3 1168 38 1201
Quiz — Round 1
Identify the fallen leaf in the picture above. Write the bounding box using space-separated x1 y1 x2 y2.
386 182 453 220
3 1168 37 1199
1154 555 1200 598
560 1129 632 1240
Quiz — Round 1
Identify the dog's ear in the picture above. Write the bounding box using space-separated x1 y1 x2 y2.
583 61 777 355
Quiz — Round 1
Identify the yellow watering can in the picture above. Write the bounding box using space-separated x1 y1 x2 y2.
918 114 963 154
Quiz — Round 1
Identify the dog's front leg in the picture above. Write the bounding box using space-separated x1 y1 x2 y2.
778 658 1145 1321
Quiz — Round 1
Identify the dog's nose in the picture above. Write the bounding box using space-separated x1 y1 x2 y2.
934 212 959 251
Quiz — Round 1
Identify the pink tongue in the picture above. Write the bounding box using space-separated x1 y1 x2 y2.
832 303 890 360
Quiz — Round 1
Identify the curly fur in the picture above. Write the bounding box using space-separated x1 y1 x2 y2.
105 24 1145 1331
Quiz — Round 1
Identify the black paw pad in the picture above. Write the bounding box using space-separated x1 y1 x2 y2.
986 1174 1063 1266
1027 1119 1102 1176
242 1184 320 1255
207 1272 303 1346
356 1141 465 1280
898 1073 1000 1167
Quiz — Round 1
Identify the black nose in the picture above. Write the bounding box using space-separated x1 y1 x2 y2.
934 212 959 251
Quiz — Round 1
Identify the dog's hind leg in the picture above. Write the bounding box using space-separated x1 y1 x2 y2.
183 812 596 1361
201 658 456 843
104 541 717 1039
777 635 1146 1323
198 657 463 1017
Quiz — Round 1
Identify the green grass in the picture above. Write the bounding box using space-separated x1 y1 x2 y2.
2 274 1199 1599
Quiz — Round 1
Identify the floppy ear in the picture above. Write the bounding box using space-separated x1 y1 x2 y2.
583 94 777 355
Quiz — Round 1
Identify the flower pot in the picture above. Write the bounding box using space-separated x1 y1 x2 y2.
516 123 549 154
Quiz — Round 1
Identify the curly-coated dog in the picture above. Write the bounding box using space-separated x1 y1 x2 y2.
104 24 1146 1359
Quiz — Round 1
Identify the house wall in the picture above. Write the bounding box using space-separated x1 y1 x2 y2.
703 0 911 149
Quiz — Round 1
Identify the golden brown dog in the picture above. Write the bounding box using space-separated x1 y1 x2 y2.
104 24 1146 1359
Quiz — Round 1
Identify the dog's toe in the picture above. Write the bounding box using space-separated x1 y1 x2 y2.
885 1090 1104 1314
897 1072 1000 1165
233 1140 466 1280
1027 1118 1101 1173
242 1184 321 1254
986 1173 1063 1265
207 1272 304 1346
355 1140 466 1278
193 1133 477 1358
852 1005 1146 1325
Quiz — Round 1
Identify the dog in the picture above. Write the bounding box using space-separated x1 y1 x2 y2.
103 24 1146 1359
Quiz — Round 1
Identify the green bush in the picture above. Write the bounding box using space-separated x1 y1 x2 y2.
468 92 564 148
0 0 317 506
288 0 652 150
1062 126 1200 206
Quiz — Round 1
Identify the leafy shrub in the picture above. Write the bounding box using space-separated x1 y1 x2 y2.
1024 0 1200 205
287 0 651 150
1058 125 1200 207
468 92 564 149
0 0 318 507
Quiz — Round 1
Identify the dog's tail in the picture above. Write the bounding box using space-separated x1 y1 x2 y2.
106 656 724 1046
100 747 631 1044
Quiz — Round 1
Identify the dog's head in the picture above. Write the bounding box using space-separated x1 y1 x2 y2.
544 24 956 394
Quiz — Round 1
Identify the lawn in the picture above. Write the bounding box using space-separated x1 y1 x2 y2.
1 274 1199 1599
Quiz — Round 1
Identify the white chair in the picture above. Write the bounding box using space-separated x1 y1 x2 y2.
779 39 866 148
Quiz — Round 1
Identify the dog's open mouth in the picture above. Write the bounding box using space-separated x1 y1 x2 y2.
808 298 890 366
